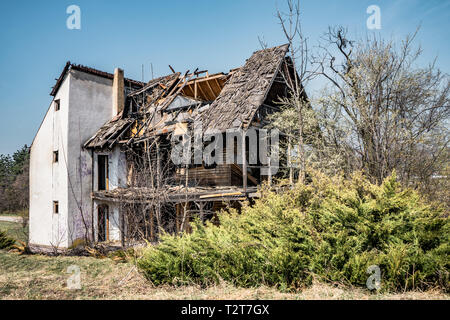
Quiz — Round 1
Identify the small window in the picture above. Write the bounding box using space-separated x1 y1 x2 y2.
54 99 60 111
98 155 109 191
53 201 59 214
53 150 59 163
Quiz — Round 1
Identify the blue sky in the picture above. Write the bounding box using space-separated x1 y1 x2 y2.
0 0 449 155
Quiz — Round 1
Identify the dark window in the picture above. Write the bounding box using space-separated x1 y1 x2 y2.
98 155 109 191
53 150 59 163
53 201 59 214
97 205 109 242
54 99 60 111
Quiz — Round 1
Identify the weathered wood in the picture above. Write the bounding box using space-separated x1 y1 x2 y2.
205 79 217 100
194 81 198 99
149 208 154 241
196 82 208 101
200 192 242 199
120 207 125 247
175 203 180 233
201 44 289 132
242 131 247 192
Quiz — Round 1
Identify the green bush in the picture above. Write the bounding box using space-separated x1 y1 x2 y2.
0 230 15 249
306 172 449 291
137 172 449 292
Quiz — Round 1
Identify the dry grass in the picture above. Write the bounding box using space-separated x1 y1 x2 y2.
0 220 447 300
0 250 448 300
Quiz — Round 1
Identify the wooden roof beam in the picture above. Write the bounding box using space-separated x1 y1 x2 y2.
196 82 209 101
185 73 226 84
205 79 218 100
214 78 224 93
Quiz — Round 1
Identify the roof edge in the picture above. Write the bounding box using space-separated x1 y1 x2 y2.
50 61 146 96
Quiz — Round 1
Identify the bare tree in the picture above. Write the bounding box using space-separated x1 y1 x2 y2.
275 0 314 184
117 135 177 246
313 27 450 190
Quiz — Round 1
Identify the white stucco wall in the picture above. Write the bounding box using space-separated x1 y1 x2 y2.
30 75 70 248
66 70 114 245
30 69 117 249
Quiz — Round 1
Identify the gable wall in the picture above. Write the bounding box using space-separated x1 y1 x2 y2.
29 75 70 249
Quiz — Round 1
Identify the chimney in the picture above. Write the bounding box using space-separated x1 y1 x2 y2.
112 68 124 116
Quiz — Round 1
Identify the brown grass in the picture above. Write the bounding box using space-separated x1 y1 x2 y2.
0 221 448 300
0 250 448 300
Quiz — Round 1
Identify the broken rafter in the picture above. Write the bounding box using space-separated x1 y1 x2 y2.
204 80 217 101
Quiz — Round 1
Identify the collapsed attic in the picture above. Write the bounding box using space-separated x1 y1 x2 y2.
29 44 306 250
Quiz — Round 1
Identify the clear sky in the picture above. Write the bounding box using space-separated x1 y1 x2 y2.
0 0 449 155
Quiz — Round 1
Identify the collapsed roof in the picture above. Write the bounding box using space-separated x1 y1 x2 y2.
201 44 289 133
84 44 294 150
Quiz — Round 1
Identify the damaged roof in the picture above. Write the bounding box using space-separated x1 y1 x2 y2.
83 113 134 149
84 44 293 149
201 44 289 132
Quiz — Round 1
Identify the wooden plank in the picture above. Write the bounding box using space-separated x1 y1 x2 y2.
242 131 247 192
231 163 258 185
196 82 209 101
205 79 217 100
214 78 223 94
149 209 154 241
182 84 195 97
174 164 235 186
120 207 125 247
176 204 180 233
200 192 242 199
194 81 197 99
106 208 110 241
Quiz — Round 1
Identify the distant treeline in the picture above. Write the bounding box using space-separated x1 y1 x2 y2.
0 145 29 213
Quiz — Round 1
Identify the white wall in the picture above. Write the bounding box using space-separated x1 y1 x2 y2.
66 70 114 245
30 69 116 249
29 75 70 249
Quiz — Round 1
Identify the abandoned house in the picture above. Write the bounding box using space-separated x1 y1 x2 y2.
29 44 305 251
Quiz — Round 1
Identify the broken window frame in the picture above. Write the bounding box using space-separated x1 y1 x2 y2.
54 99 60 111
53 201 59 214
53 150 59 163
97 154 109 191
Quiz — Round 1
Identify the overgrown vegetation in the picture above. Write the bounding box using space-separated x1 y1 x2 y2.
138 172 449 292
267 1 449 206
